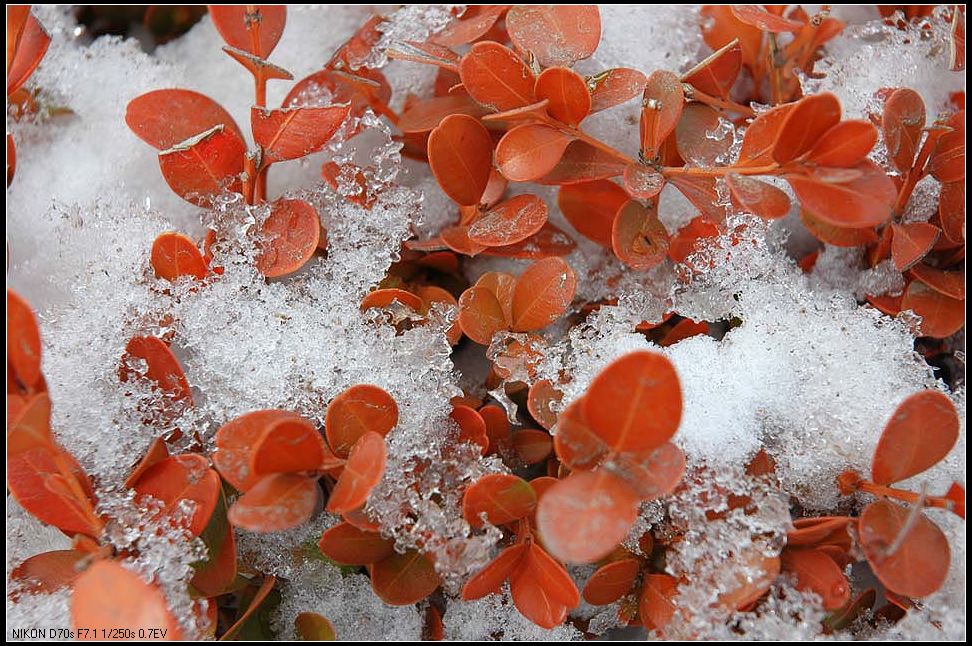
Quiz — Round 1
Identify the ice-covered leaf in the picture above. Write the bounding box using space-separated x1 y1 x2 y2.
209 5 286 58
325 384 399 458
612 199 669 270
781 548 850 610
506 5 601 68
731 5 802 32
251 105 350 164
463 473 537 527
254 198 320 278
228 473 319 532
11 549 85 595
157 126 244 207
133 454 220 537
126 89 242 151
881 89 926 173
527 380 563 431
786 161 895 229
536 140 627 184
726 173 791 220
432 5 506 47
119 336 193 405
588 67 646 113
610 441 686 500
468 194 549 247
511 257 577 331
458 286 509 345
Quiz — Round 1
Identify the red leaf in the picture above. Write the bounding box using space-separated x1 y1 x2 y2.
428 113 494 206
71 561 182 639
773 93 842 164
701 5 763 70
891 222 940 271
589 68 646 113
909 263 964 300
505 5 601 68
126 89 242 151
209 5 286 58
480 222 577 259
612 198 670 270
882 89 926 173
158 126 244 207
509 543 580 628
124 437 170 490
610 442 686 500
781 548 850 610
458 286 510 345
674 103 732 166
6 10 50 97
11 549 85 595
463 473 537 527
432 5 507 47
251 415 338 476
787 516 854 547
623 164 666 200
945 482 965 519
451 404 490 454
584 351 682 452
786 161 895 229
667 174 726 225
681 39 742 100
397 94 485 134
807 120 878 168
214 409 300 491
552 398 608 471
254 198 320 278
582 558 639 605
371 550 441 605
326 431 386 513
325 384 399 458
731 5 803 32
459 42 536 111
872 390 959 485
640 574 679 633
799 209 879 247
726 173 791 220
536 470 640 564
938 180 964 244
318 522 394 565
229 473 319 532
151 231 208 282
479 404 512 455
536 139 627 184
192 516 238 597
496 124 573 182
134 454 220 537
252 105 350 164
7 289 43 393
119 335 192 405
640 71 684 160
468 193 549 247
535 66 591 126
527 380 564 431
928 114 965 182
360 288 424 312
557 179 626 247
512 428 554 465
901 280 965 338
736 103 794 167
511 257 577 331
668 216 720 264
461 544 528 600
859 500 950 598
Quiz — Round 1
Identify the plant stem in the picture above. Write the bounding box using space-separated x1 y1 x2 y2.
663 163 780 178
686 86 757 118
892 127 949 215
857 479 958 514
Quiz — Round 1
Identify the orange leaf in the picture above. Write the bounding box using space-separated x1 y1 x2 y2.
891 222 939 271
428 113 494 206
674 103 732 166
557 179 627 248
326 431 386 513
126 89 242 151
468 193 549 247
191 518 238 598
535 66 591 126
584 351 682 452
251 105 349 164
731 5 803 32
458 285 510 344
736 102 794 167
157 126 244 207
726 173 791 220
536 139 627 184
459 42 536 111
928 115 965 182
787 516 854 548
938 180 964 244
859 500 950 598
325 384 398 459
7 288 43 393
552 398 608 471
480 222 577 259
588 67 646 113
229 473 319 532
716 547 780 610
7 132 15 187
496 124 573 182
881 89 926 174
251 415 338 476
124 437 170 490
773 93 842 164
451 404 489 454
440 225 487 256
668 216 720 263
6 10 49 97
640 71 684 160
397 94 486 134
151 231 208 282
807 120 878 168
209 5 286 58
901 280 965 338
511 257 577 331
254 198 320 278
463 473 537 527
872 390 959 485
10 549 85 596
945 482 965 519
505 5 601 68
461 544 528 600
371 550 441 605
536 470 640 564
508 543 580 628
786 161 895 229
799 208 878 247
909 263 964 300
527 379 563 431
660 318 709 347
582 558 639 605
221 575 276 640
479 404 512 455
318 521 394 565
119 335 192 405
360 287 424 312
667 173 726 225
781 548 850 610
640 573 679 633
295 612 337 641
612 199 670 270
681 39 742 100
134 454 220 537
513 428 553 465
432 5 507 47
71 560 182 640
610 441 686 500
214 409 300 491
623 164 666 200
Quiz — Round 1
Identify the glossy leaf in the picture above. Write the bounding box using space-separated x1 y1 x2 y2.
251 415 338 476
325 384 399 459
781 548 850 610
901 280 965 338
557 179 626 247
428 113 494 206
10 549 85 595
461 544 528 600
459 42 536 111
807 120 878 168
882 89 926 173
527 379 564 431
7 289 43 392
458 286 509 345
509 543 580 628
119 335 192 404
360 288 424 312
71 560 182 640
468 194 549 246
891 222 939 272
254 198 320 278
126 89 242 151
640 71 684 160
731 5 803 32
773 93 842 164
397 94 485 133
251 105 350 164
214 409 300 491
158 126 244 207
909 263 964 300
151 231 208 282
872 390 959 486
584 351 682 452
938 180 964 244
209 5 286 58
536 470 640 564
6 9 50 97
536 140 627 184
228 473 319 532
786 162 895 229
726 173 791 220
612 199 669 270
736 103 794 167
432 5 507 46
681 39 742 100
133 454 220 537
588 67 646 112
582 558 639 605
451 404 489 454
674 103 732 166
326 431 386 513
496 124 573 182
481 222 577 259
799 209 879 247
623 164 665 200
511 257 577 331
463 473 537 527
506 5 601 68
535 66 591 126
859 499 950 598
318 521 394 565
513 428 554 465
371 550 441 606
640 574 679 633
295 612 337 641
